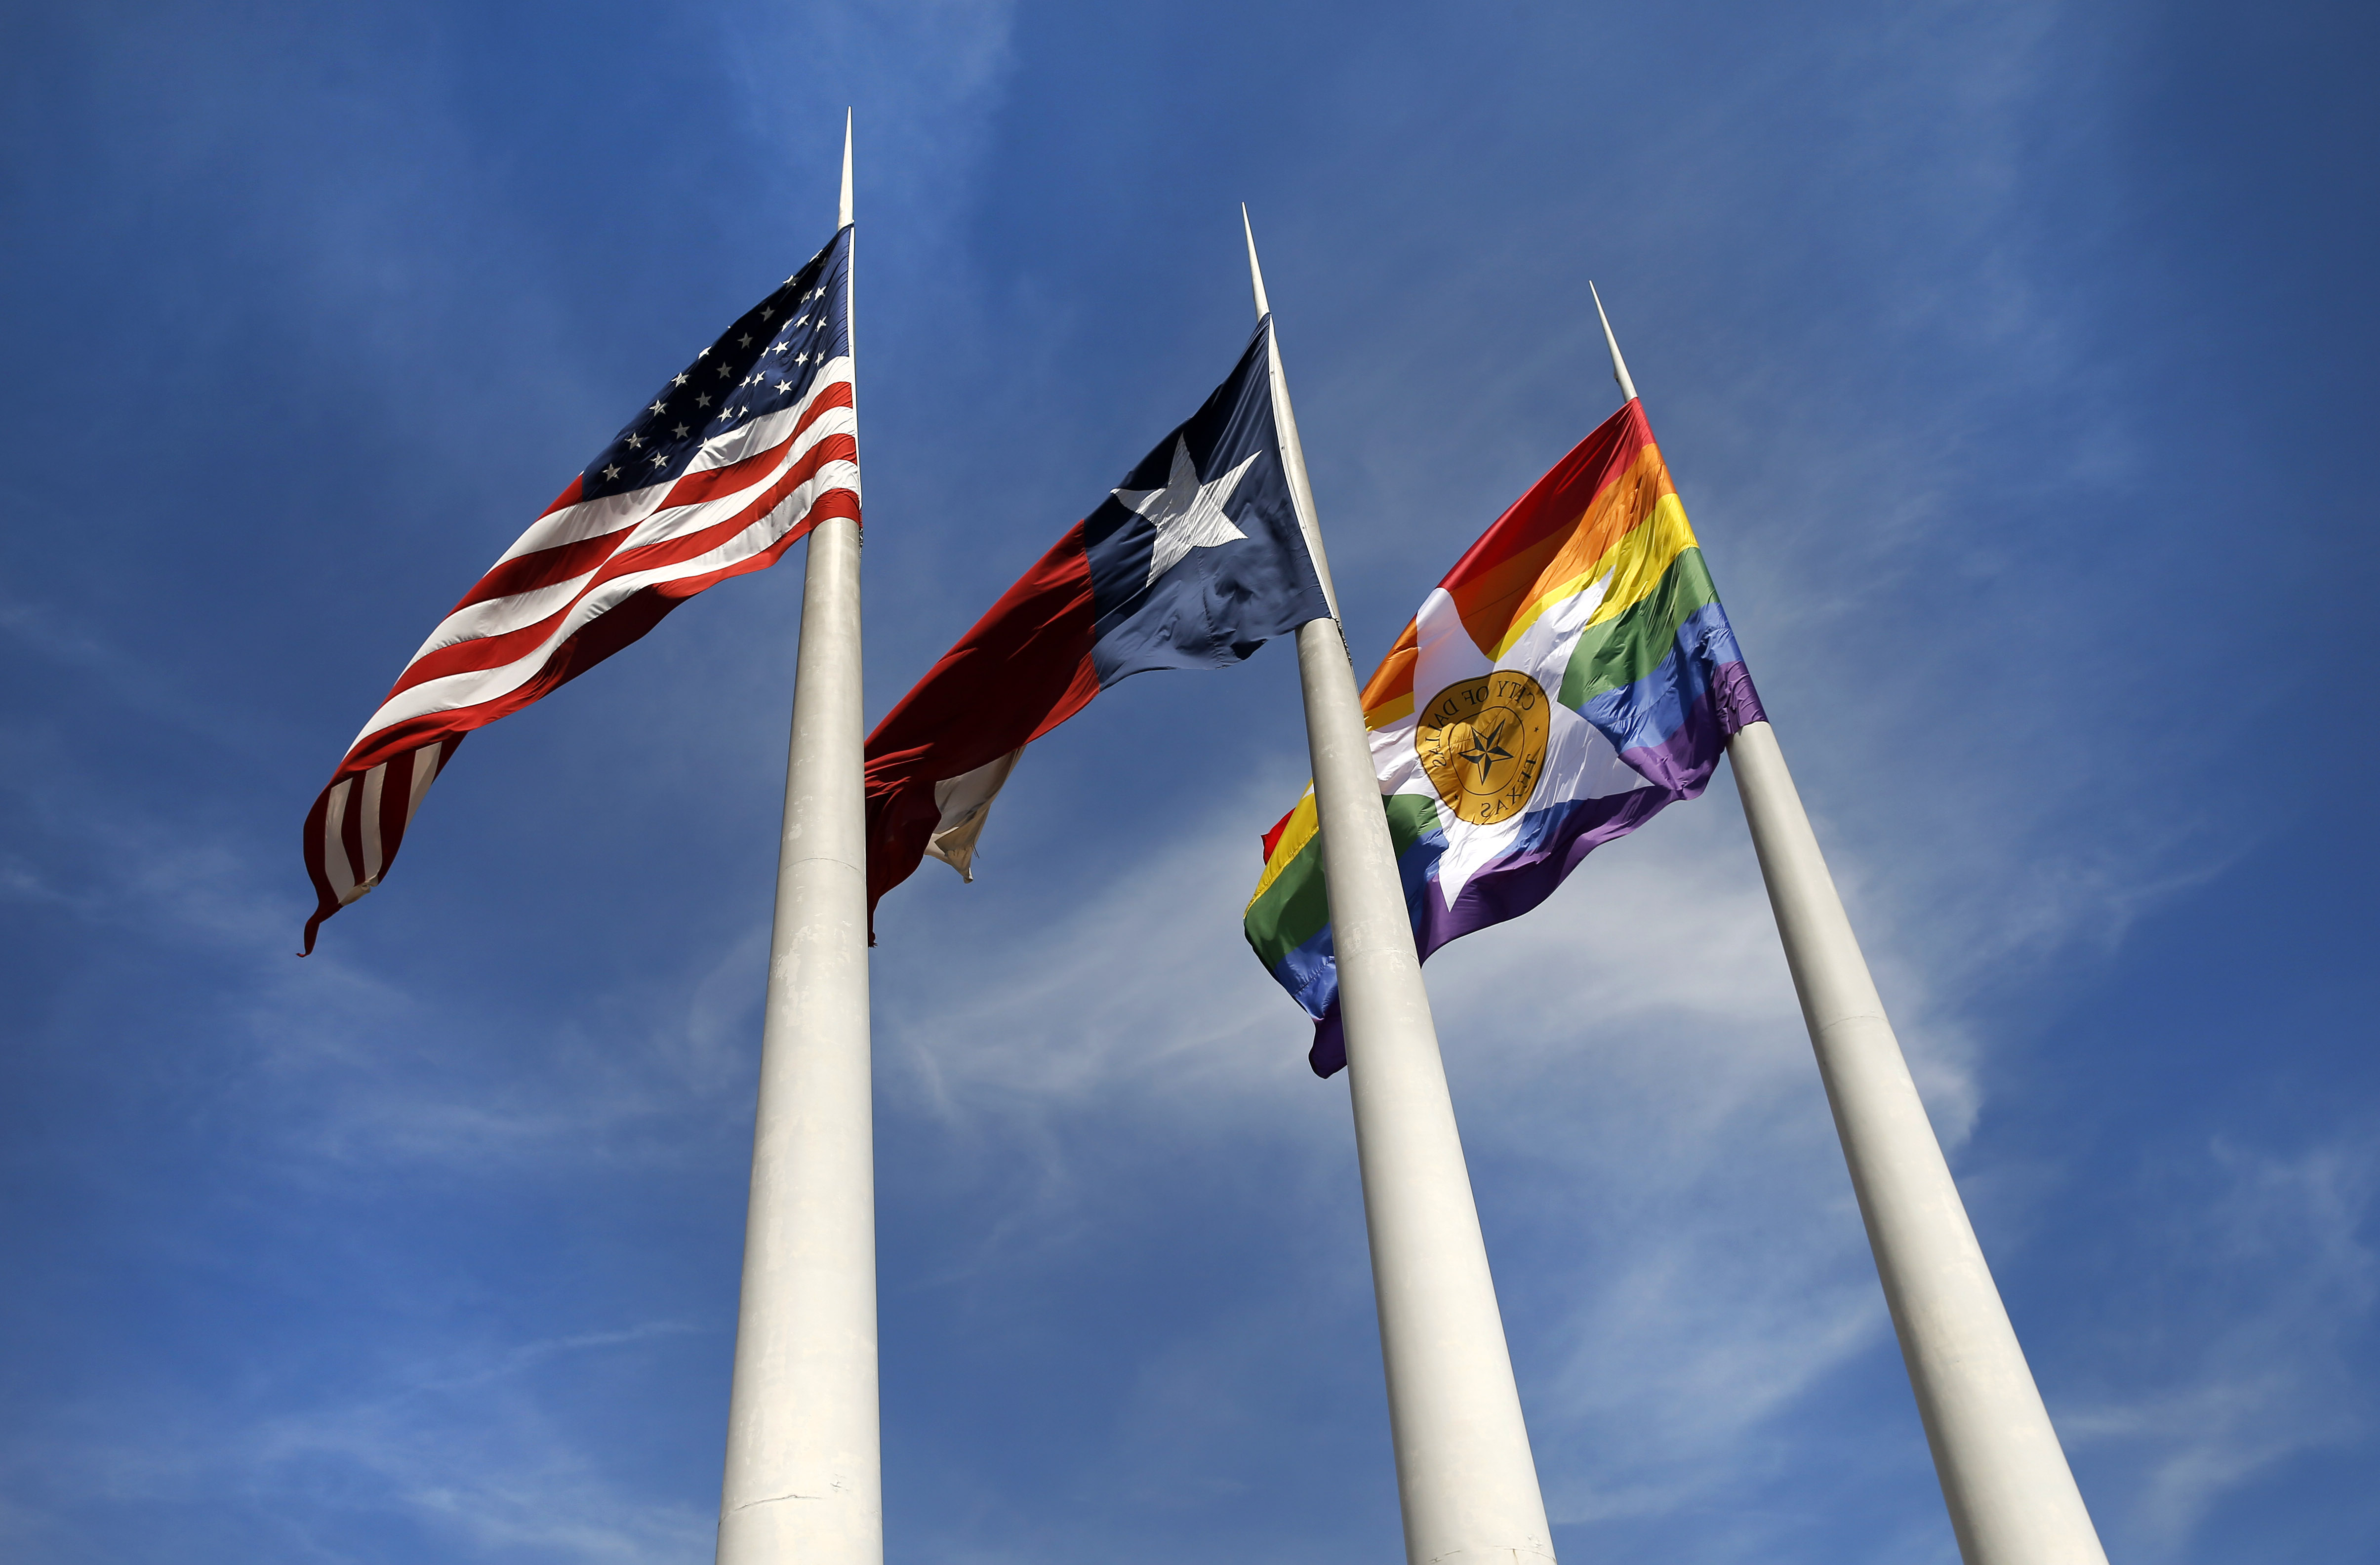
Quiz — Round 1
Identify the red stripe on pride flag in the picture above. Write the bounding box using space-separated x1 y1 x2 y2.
1438 400 1659 655
1260 804 1297 863
863 521 1101 927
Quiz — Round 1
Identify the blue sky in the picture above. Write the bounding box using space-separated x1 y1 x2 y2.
2 1 2375 1562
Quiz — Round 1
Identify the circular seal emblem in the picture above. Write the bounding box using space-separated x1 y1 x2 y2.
1415 671 1552 826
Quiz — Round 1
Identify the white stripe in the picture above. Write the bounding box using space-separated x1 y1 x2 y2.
348 467 859 745
404 742 441 826
922 748 1022 883
483 361 851 568
1366 712 1425 794
409 567 602 665
401 393 857 667
358 763 388 885
682 360 851 474
493 482 669 568
615 400 856 555
321 778 359 904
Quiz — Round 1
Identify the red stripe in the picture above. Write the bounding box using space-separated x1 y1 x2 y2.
661 379 853 510
602 433 854 585
450 382 853 613
862 520 1100 928
451 529 627 614
1259 803 1297 863
335 483 858 778
1438 400 1654 597
384 435 855 700
303 339 855 953
539 474 584 519
299 781 339 955
337 774 367 894
376 750 415 876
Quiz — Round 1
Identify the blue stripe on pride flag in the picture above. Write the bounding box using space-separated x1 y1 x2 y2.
1576 602 1744 756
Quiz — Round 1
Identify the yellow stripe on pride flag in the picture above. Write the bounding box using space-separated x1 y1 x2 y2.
1247 786 1320 909
1350 412 1699 733
1490 490 1698 662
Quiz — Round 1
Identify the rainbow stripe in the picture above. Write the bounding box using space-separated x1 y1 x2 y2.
1244 399 1765 1076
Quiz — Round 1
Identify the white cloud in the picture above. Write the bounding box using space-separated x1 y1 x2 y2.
2061 1136 2378 1549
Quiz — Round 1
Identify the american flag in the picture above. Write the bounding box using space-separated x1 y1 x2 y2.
301 226 858 953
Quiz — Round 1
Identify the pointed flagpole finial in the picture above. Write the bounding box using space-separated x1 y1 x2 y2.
1242 204 1271 321
1588 281 1638 405
838 110 853 228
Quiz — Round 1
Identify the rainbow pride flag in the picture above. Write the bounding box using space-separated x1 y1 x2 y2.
1245 398 1767 1076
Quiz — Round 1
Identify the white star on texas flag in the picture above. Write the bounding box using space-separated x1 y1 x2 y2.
1111 435 1262 588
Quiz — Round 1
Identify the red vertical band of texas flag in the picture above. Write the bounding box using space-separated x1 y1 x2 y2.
862 522 1101 926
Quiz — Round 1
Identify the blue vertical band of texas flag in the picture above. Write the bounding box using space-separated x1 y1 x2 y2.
863 316 1327 930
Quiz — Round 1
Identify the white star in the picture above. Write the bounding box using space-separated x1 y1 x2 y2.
771 341 789 355
774 378 792 392
760 307 774 321
648 399 667 416
738 333 753 347
650 451 669 466
1111 436 1262 587
719 362 736 378
792 315 807 329
603 464 622 480
794 351 808 364
696 394 712 407
697 347 711 359
673 423 690 438
624 432 645 449
671 372 689 387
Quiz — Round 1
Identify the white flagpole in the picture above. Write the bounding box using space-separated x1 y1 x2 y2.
1584 289 2107 1565
1248 208 1558 1565
717 111 881 1565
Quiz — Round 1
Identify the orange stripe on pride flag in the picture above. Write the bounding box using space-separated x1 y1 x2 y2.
1443 404 1667 653
1356 399 1671 725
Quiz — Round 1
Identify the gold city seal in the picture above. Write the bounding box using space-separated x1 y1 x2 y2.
1415 671 1552 826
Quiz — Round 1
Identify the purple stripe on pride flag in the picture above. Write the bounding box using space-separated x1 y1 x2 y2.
1619 659 1766 792
1308 786 1668 1076
1304 665 1766 1078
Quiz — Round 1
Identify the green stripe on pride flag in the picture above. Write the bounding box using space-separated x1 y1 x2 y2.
1385 791 1443 856
1246 825 1330 969
1244 791 1446 969
1557 547 1721 710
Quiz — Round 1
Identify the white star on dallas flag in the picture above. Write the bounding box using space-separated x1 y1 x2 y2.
1111 435 1262 588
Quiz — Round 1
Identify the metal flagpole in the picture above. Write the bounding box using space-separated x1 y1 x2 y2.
717 112 881 1565
1247 208 1559 1565
1585 286 2107 1565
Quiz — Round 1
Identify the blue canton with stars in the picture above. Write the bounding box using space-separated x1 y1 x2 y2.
578 226 853 502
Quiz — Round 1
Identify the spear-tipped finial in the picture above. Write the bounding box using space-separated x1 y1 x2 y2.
1242 204 1271 321
1588 281 1638 405
838 109 853 228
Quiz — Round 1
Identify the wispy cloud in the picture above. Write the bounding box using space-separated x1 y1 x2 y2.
4 1325 715 1565
2062 1135 2378 1546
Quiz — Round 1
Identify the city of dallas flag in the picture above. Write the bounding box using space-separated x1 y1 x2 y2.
1245 398 1767 1076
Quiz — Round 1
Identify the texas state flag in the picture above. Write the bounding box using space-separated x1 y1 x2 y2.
863 316 1327 927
